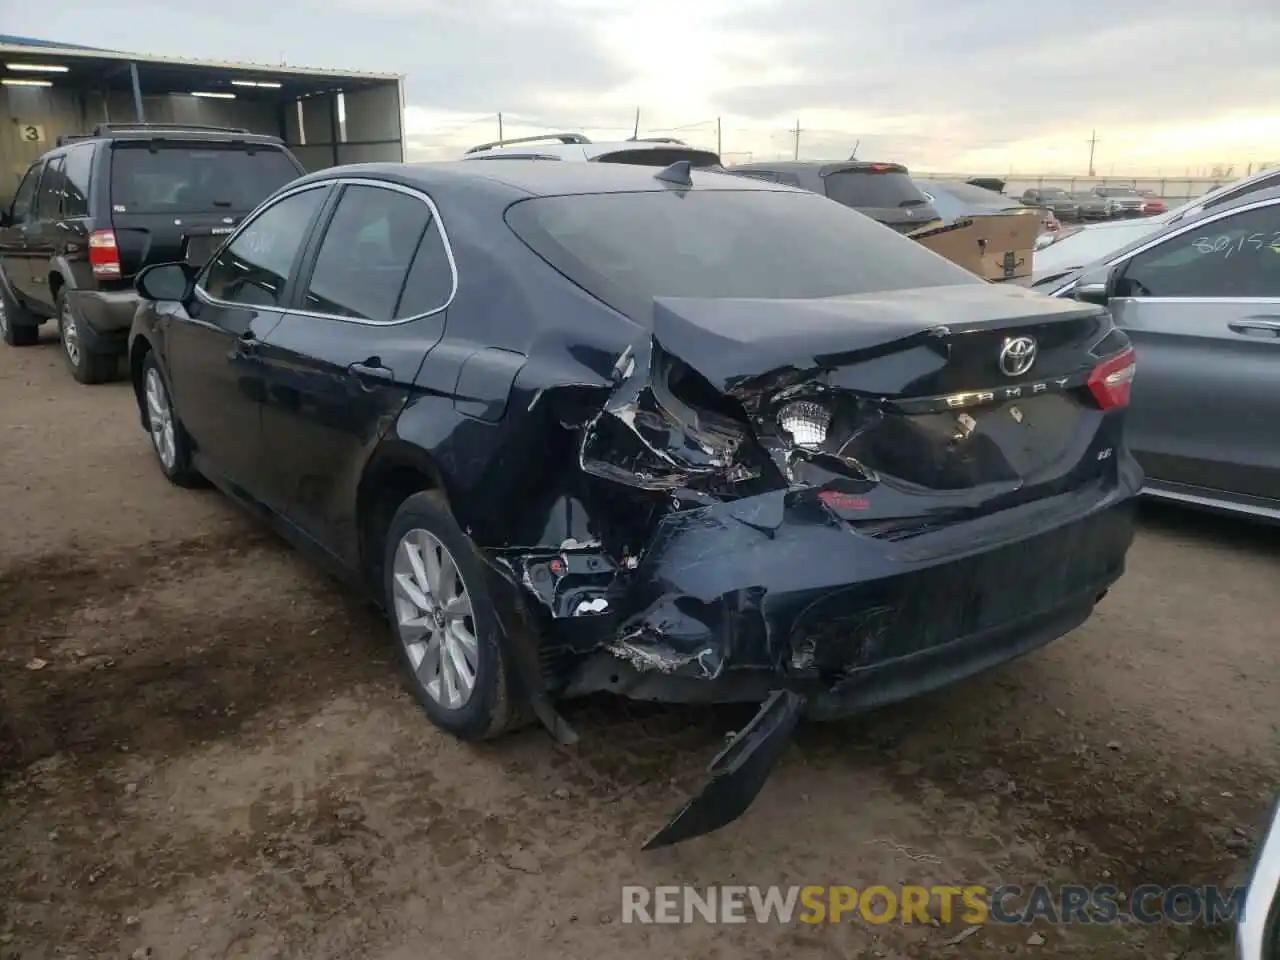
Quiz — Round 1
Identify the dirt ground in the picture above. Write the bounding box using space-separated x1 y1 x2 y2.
1 327 1276 960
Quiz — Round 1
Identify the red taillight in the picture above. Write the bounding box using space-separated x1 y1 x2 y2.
88 229 121 278
1087 347 1136 409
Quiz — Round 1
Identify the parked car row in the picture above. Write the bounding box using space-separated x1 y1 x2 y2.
1021 185 1157 221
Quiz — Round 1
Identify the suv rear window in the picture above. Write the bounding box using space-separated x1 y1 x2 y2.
823 168 927 209
109 142 301 214
505 189 978 321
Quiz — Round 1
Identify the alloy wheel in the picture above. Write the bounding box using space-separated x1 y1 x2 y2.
0 299 8 337
144 367 177 470
392 528 479 709
61 304 81 367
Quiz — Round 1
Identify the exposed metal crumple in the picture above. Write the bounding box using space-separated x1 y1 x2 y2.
490 333 892 687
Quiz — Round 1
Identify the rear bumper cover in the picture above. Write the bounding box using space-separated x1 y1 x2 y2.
559 471 1138 711
529 464 1139 849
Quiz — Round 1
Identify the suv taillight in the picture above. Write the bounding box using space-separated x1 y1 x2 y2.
88 230 121 278
1087 347 1136 409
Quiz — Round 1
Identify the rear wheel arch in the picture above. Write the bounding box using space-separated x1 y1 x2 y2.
47 270 66 302
357 443 451 593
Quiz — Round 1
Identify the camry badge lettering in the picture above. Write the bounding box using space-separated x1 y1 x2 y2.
940 378 1069 411
999 336 1038 377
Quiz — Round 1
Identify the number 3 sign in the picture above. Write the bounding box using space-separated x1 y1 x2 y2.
20 125 46 143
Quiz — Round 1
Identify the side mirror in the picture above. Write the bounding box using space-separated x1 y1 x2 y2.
0 209 12 228
1237 801 1280 959
1074 264 1115 305
136 261 196 302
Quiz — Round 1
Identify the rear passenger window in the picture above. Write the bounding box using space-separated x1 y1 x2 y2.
201 186 327 308
302 184 431 323
61 144 95 217
395 219 454 316
36 158 65 218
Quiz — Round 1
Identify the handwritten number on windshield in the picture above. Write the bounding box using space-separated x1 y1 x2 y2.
1191 232 1280 258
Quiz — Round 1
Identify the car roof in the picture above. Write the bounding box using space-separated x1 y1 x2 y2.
295 158 792 200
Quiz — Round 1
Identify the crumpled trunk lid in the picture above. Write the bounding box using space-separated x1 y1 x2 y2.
641 285 1123 511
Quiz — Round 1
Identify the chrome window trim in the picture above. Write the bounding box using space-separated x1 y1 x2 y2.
194 176 460 328
1047 195 1280 298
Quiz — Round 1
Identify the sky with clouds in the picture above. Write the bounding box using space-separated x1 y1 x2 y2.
7 0 1280 174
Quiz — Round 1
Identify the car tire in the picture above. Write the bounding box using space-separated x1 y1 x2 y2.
384 490 522 741
0 280 40 347
140 351 201 487
57 291 117 384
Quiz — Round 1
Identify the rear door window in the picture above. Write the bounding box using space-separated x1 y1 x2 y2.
109 143 301 214
823 169 927 208
301 184 432 323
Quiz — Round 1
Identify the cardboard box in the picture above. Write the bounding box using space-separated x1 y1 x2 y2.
907 212 1040 281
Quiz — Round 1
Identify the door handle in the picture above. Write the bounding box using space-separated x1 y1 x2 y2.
347 360 394 384
1228 319 1280 337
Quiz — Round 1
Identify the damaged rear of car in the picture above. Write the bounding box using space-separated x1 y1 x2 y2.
126 159 1138 850
482 175 1141 847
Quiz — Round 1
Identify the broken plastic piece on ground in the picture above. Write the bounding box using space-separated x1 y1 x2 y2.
644 688 806 850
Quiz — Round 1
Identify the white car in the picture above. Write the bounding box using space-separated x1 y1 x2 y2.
463 133 722 168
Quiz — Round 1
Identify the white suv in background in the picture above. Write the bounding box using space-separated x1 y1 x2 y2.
462 133 723 168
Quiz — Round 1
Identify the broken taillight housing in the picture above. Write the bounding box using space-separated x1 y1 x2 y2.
777 400 831 449
1087 347 1136 409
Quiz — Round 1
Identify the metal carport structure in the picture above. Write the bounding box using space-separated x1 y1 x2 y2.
1 35 405 198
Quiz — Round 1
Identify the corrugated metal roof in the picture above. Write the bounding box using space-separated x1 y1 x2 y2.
0 33 118 51
0 34 401 81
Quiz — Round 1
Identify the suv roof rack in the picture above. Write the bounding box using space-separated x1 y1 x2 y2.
625 136 688 145
90 122 253 137
465 132 592 154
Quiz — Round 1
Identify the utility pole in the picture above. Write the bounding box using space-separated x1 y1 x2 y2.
633 107 640 139
792 119 802 160
1086 129 1099 176
497 112 503 146
716 116 722 156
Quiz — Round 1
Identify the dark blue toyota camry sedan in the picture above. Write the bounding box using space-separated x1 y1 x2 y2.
127 159 1141 848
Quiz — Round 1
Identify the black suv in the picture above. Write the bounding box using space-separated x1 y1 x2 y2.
725 160 940 233
0 123 306 382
